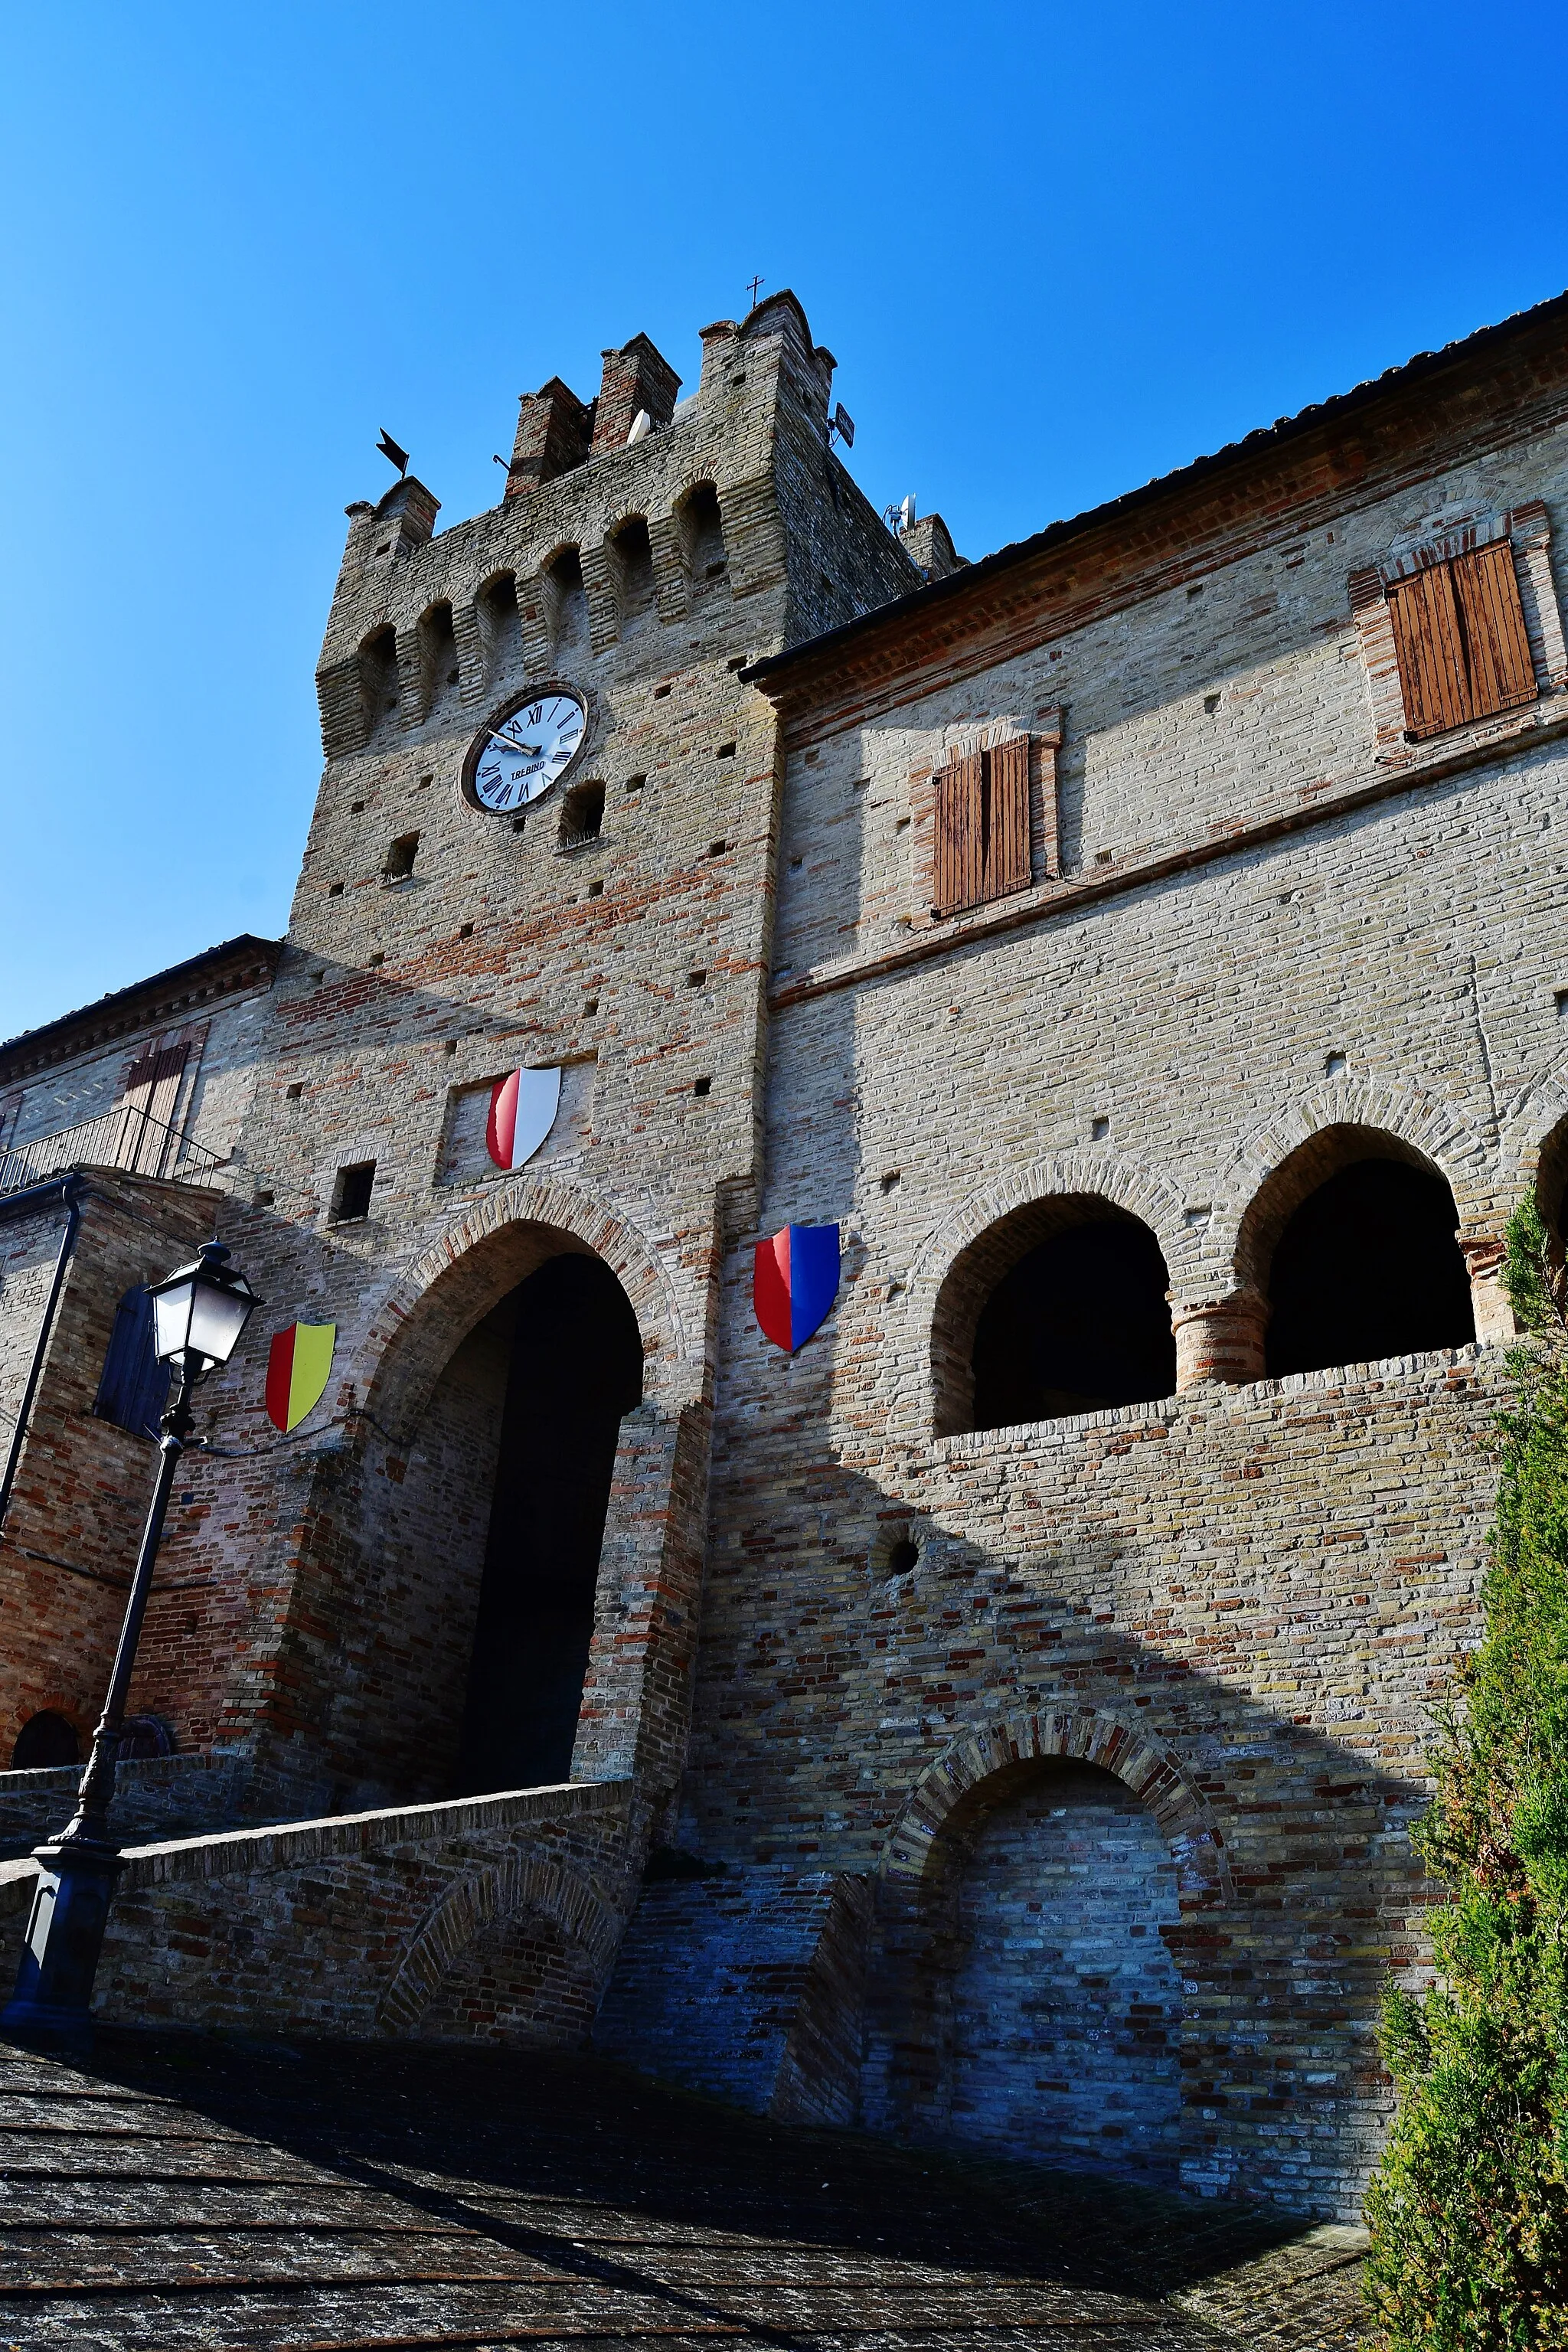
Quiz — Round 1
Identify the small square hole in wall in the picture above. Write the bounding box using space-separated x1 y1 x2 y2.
804 750 820 766
1325 1051 1347 1078
880 1170 900 1193
350 799 365 814
444 1038 459 1055
708 839 728 858
716 741 737 760
1204 693 1220 714
895 815 911 832
587 878 604 897
368 951 385 967
253 1189 274 1208
694 1076 712 1098
511 815 527 833
687 969 706 988
1187 583 1204 599
331 1161 375 1223
1184 1204 1211 1230
789 856 804 871
384 831 418 880
654 682 672 700
286 1083 303 1101
1555 988 1568 1018
1091 1116 1110 1142
328 880 345 897
626 773 645 794
728 655 749 671
310 970 325 987
1095 850 1113 866
584 997 599 1016
459 921 473 938
420 773 434 788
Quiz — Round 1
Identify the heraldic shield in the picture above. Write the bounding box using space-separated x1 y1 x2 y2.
754 1224 841 1354
265 1322 336 1433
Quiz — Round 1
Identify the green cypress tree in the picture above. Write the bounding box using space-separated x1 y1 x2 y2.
1364 1197 1568 2346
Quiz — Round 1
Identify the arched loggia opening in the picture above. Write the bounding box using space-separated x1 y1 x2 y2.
933 1196 1175 1436
456 1253 642 1792
1244 1128 1474 1377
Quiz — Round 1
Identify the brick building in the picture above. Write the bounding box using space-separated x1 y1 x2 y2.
3 286 1567 2217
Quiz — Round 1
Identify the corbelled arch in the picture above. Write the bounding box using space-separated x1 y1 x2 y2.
377 1850 626 2037
879 1707 1231 1905
909 1153 1193 1438
361 1173 697 1445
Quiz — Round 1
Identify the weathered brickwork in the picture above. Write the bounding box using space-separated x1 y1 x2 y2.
5 288 1568 2223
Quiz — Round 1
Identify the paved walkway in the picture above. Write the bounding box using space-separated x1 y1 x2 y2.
0 2031 1368 2350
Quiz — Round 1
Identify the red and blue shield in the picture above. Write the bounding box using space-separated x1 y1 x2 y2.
754 1224 841 1354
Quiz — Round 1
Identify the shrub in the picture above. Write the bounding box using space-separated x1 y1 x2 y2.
1364 1198 1568 2347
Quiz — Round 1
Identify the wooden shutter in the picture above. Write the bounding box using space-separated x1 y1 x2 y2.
1452 541 1536 719
93 1288 171 1440
1387 562 1471 739
984 737 1031 899
933 753 985 915
119 1040 190 1174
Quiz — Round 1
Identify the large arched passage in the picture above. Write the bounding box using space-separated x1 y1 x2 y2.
456 1253 642 1792
933 1197 1175 1435
1244 1129 1474 1377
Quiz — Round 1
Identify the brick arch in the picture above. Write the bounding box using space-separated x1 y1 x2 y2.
1214 1079 1491 1294
376 1853 625 2037
908 1154 1192 1439
361 1174 697 1442
879 1707 1231 1906
1500 1075 1568 1238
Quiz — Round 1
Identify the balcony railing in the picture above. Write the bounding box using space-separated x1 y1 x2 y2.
0 1105 227 1200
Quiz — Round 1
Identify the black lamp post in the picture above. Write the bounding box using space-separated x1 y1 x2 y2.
2 1241 258 2050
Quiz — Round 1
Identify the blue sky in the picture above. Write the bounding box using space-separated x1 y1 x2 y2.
2 1 1565 1040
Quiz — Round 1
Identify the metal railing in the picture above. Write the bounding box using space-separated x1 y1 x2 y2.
0 1105 227 1200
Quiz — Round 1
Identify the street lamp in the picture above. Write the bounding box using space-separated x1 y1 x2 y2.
2 1242 258 2050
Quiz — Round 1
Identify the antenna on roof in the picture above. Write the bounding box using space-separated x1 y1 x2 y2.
376 429 410 478
883 495 916 535
828 403 855 449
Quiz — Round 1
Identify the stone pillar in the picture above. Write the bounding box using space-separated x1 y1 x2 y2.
1171 1291 1269 1390
1461 1236 1517 1347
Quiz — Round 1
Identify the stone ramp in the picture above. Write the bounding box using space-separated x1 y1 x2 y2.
0 2030 1366 2349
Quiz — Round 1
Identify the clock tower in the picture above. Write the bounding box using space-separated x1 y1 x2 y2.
142 292 924 1826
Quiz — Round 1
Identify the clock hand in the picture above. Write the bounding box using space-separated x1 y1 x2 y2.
493 727 543 756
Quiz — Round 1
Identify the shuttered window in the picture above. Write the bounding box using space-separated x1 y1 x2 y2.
94 1287 171 1441
933 737 1032 916
1387 541 1536 740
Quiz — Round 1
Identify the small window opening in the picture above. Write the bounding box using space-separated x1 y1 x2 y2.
587 878 605 898
559 779 606 846
717 741 737 760
384 831 419 881
1325 1051 1347 1078
331 1162 376 1223
1091 1116 1110 1142
694 1076 712 1097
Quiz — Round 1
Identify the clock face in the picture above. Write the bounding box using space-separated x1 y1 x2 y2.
469 693 586 812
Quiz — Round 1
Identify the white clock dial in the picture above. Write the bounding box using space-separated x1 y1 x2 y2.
470 693 586 812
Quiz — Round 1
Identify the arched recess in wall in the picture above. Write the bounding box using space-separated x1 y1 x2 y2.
675 482 728 595
358 625 399 737
868 1712 1227 2186
1238 1125 1475 1377
377 1847 625 2047
541 545 589 662
418 600 459 717
606 515 655 629
931 1194 1175 1436
477 570 522 684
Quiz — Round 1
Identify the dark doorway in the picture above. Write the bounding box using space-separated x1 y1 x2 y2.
970 1214 1175 1430
1265 1157 1474 1377
456 1253 642 1794
11 1710 80 1770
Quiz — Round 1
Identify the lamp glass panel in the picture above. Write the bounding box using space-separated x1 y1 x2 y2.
188 1280 253 1366
151 1278 198 1363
